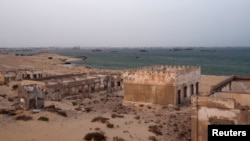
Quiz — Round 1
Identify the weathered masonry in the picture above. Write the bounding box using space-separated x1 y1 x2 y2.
0 69 43 85
122 65 201 106
17 72 123 110
191 76 250 141
36 73 123 101
18 84 45 110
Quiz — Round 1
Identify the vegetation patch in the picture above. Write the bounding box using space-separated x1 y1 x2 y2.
111 114 124 118
38 116 49 121
134 115 140 120
106 123 114 128
148 125 162 136
84 132 106 141
148 136 158 141
85 107 92 113
12 84 19 91
15 115 33 121
45 105 67 117
92 116 110 124
113 136 125 141
56 110 67 117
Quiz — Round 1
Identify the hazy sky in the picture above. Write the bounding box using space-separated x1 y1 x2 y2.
1 0 250 48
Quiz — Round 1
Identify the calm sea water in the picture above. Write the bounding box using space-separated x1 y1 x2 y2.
9 47 250 76
46 47 250 76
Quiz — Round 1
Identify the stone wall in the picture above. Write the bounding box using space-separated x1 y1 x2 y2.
18 84 45 110
44 74 123 101
191 95 250 141
123 65 201 106
212 92 250 107
0 69 43 85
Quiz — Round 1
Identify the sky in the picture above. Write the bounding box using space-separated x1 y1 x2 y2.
0 0 250 48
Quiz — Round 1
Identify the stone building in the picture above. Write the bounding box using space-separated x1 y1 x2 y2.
42 74 122 100
191 76 250 141
0 69 43 85
18 84 45 110
24 73 123 101
122 65 201 106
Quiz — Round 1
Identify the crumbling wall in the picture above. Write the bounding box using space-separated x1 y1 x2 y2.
191 96 250 141
213 92 250 107
18 84 45 110
231 81 250 93
43 74 123 100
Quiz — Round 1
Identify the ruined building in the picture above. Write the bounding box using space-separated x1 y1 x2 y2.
191 76 250 141
122 65 201 106
0 69 43 85
18 73 123 107
41 73 123 101
18 84 45 110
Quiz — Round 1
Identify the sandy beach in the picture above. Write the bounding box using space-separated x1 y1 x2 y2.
0 52 230 141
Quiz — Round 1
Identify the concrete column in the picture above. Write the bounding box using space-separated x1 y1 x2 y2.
191 96 198 141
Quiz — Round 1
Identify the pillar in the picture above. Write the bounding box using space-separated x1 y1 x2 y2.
191 96 198 141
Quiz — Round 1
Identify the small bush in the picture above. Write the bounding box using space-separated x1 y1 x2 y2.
139 104 144 107
111 114 124 118
95 127 100 131
8 97 14 102
148 136 158 141
72 101 77 106
148 125 162 136
92 116 109 124
84 132 106 141
57 110 67 117
38 116 49 121
106 123 114 128
12 84 18 91
85 107 92 113
48 57 53 59
134 115 140 120
113 136 125 141
15 115 33 121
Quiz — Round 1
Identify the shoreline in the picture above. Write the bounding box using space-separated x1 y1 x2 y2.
0 51 234 141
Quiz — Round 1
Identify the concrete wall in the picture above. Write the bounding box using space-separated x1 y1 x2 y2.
124 83 175 105
44 74 123 101
213 92 250 107
0 70 43 85
18 84 45 109
191 96 250 141
231 81 250 93
123 65 200 106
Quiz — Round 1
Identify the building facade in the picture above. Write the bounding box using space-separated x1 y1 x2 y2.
191 76 250 141
122 65 201 106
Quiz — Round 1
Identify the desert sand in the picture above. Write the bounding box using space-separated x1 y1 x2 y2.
0 52 230 141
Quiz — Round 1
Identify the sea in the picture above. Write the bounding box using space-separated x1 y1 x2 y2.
6 47 250 76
